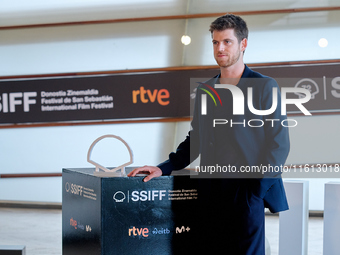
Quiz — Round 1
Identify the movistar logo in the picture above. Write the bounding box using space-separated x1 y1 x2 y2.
197 82 222 107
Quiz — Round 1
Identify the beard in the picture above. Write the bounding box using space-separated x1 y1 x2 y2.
215 48 241 68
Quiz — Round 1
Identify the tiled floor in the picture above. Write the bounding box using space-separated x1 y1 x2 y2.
0 208 323 255
0 208 62 255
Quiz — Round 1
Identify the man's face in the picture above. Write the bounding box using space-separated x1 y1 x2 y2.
212 29 246 68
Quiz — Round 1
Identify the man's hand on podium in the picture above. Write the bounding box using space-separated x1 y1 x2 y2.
128 166 162 182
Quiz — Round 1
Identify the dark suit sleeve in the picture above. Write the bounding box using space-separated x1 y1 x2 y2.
157 133 191 175
253 78 290 198
157 127 200 176
157 87 201 175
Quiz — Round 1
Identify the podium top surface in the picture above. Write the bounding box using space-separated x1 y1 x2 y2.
62 167 195 178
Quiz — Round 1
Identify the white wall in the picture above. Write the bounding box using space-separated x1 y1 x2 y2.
2 114 339 210
175 116 340 211
284 115 340 211
0 122 179 202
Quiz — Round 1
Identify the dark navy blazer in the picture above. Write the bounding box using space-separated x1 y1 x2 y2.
158 65 290 213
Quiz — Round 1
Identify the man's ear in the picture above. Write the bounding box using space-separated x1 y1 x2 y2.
241 38 248 53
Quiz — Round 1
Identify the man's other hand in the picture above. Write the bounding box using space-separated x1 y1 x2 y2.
127 165 162 182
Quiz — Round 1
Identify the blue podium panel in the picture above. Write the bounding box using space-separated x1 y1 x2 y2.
62 168 199 255
0 245 26 255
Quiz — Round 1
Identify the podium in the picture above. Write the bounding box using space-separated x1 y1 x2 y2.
62 168 199 255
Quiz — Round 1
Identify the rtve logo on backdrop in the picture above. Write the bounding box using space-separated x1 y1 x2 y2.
132 86 170 106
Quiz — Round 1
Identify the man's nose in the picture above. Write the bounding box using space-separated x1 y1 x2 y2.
218 43 225 52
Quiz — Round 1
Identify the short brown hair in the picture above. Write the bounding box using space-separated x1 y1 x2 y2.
209 14 248 43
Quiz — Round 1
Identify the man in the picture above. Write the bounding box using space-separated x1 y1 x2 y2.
129 14 290 254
